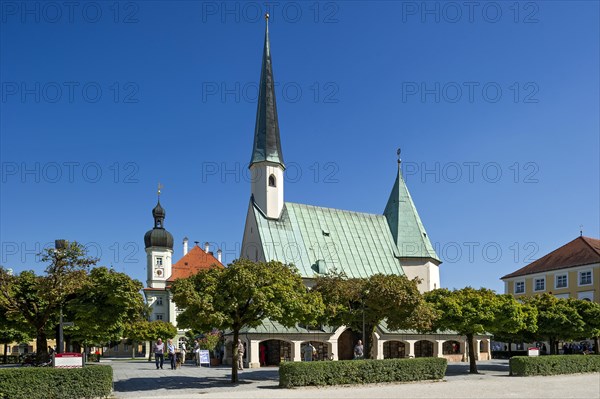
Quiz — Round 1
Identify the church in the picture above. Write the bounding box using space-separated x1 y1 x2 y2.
229 17 491 367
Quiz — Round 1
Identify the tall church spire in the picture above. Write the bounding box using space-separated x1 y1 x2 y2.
383 152 439 261
249 13 285 168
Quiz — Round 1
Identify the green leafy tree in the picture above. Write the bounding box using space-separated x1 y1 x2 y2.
66 267 145 356
572 299 600 352
425 288 532 374
523 294 585 354
313 272 435 359
171 259 324 383
0 242 97 356
0 310 31 363
124 320 177 360
489 299 538 355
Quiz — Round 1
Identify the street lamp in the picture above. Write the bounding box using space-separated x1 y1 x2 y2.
55 239 68 354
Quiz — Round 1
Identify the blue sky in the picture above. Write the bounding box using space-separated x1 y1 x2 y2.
1 1 598 293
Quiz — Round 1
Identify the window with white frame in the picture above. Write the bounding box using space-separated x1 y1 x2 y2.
579 270 592 285
156 257 163 267
156 296 163 306
534 277 545 291
515 281 525 294
555 274 568 289
156 314 164 321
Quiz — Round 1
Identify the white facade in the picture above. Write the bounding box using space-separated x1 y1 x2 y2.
400 258 441 293
250 162 284 219
146 247 173 289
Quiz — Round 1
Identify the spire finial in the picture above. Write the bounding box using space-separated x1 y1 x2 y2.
580 224 583 236
265 12 269 22
396 148 402 167
157 182 163 200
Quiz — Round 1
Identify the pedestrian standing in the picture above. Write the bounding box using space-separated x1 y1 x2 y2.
154 338 164 370
194 339 200 366
354 340 364 359
180 342 186 366
167 339 176 370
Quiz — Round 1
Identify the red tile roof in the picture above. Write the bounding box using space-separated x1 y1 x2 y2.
167 245 224 282
501 236 600 279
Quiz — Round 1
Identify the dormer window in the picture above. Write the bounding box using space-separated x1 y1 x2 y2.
268 174 276 187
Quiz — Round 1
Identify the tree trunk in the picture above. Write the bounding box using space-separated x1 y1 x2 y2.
36 329 48 357
549 338 556 355
132 341 136 359
364 324 375 359
507 340 513 357
3 343 8 364
231 330 240 384
466 334 478 374
594 336 599 355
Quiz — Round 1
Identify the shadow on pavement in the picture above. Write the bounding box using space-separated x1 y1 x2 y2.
445 361 510 376
113 369 280 393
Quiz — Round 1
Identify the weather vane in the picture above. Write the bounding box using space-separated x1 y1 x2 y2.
397 148 402 165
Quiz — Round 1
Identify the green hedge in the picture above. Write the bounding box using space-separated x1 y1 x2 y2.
0 365 113 399
279 358 447 388
510 355 600 376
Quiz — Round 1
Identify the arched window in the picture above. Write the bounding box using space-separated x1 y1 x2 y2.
268 174 276 187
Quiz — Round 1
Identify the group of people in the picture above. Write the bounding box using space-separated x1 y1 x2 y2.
153 338 179 370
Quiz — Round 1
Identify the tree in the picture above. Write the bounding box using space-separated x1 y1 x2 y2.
572 299 600 353
66 267 145 356
313 272 435 358
171 259 324 383
523 294 585 354
124 320 178 360
425 288 532 374
0 242 96 356
489 299 538 355
0 310 30 364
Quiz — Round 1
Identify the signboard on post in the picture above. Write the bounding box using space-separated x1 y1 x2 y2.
527 347 539 357
199 350 210 367
54 352 84 368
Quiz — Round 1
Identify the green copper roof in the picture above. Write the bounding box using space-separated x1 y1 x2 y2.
237 319 336 334
250 20 284 168
252 201 404 279
383 163 440 262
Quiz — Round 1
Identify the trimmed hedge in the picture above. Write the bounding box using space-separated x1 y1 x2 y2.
510 355 600 376
279 357 447 388
0 365 113 399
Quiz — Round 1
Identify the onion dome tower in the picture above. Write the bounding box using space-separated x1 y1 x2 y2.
145 184 174 288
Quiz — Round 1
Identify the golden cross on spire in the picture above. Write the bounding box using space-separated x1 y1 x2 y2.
157 183 163 199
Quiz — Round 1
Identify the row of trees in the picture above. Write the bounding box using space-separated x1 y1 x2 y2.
171 259 600 380
0 242 177 361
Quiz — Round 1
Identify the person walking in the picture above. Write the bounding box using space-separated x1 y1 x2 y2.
167 339 176 370
237 339 245 371
154 338 164 370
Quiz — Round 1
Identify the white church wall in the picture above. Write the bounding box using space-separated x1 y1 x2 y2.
250 162 284 219
400 258 440 293
241 201 266 262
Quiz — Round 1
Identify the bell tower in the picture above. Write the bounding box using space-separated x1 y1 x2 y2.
144 185 174 288
249 13 285 219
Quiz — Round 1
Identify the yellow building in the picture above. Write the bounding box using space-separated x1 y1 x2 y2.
501 236 600 302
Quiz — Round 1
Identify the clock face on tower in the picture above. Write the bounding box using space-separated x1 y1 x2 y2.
156 269 163 277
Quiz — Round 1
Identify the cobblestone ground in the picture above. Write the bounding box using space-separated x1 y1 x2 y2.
109 358 600 399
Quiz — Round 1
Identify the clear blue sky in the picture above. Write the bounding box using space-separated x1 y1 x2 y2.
1 1 598 293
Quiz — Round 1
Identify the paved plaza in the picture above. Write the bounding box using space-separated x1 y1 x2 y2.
108 359 600 399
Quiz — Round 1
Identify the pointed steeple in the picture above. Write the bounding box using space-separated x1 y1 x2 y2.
249 13 285 168
384 153 439 261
